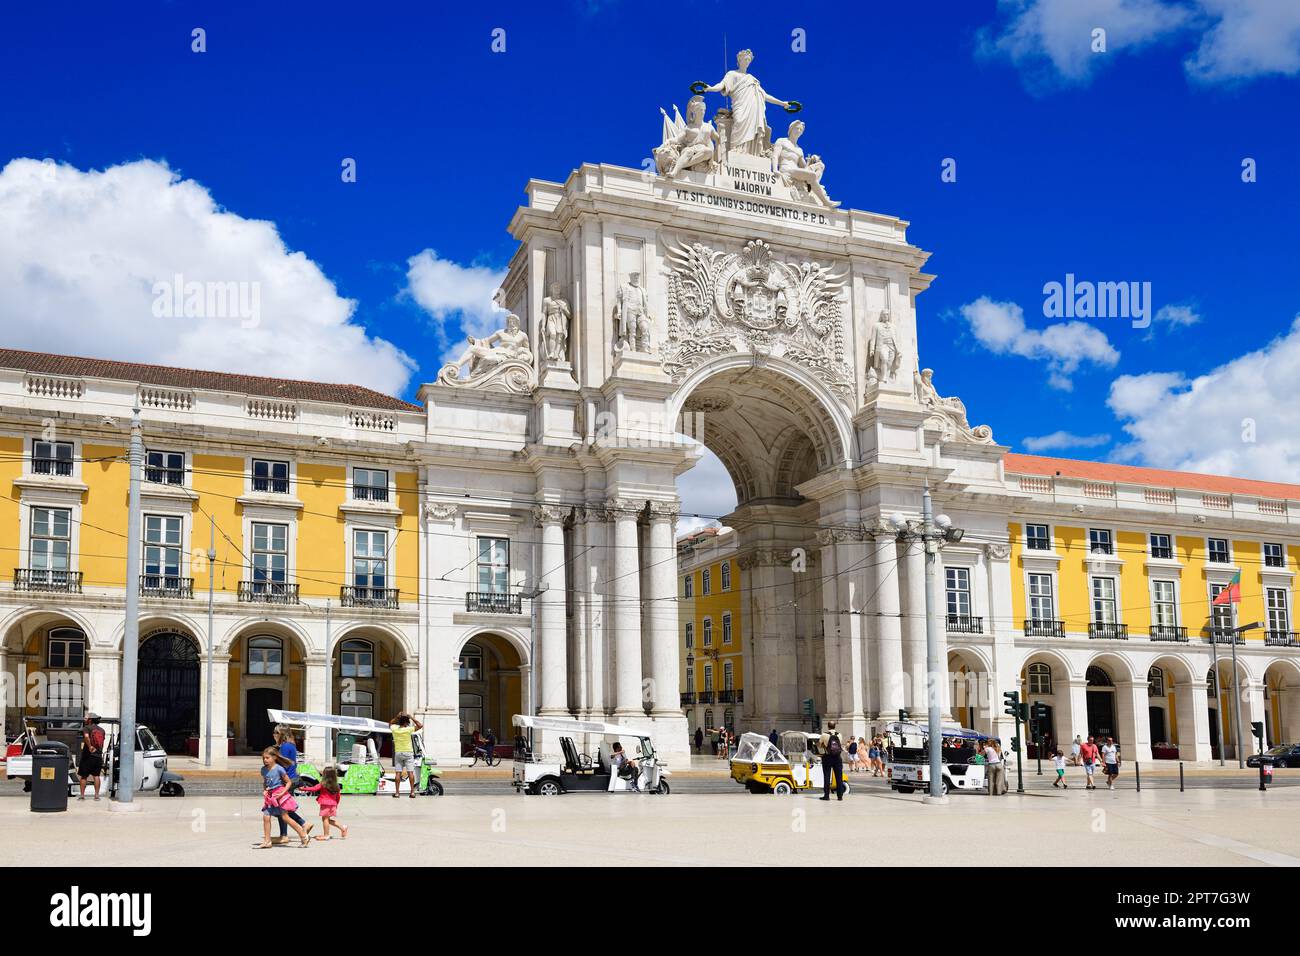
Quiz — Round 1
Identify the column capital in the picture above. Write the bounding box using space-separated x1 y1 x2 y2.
532 503 568 526
604 497 644 518
424 501 459 521
647 499 680 521
816 527 868 545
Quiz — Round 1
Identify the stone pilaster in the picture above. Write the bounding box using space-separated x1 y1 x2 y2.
534 504 569 716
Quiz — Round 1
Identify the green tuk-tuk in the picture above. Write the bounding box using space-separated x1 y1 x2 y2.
267 709 443 796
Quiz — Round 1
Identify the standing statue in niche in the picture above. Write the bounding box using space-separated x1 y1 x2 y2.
771 120 839 208
612 271 652 351
695 49 799 157
866 308 901 386
541 282 571 364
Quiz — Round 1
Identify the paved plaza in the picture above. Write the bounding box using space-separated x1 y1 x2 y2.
4 768 1297 868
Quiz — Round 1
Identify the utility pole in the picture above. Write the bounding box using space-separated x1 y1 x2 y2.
1209 630 1225 767
204 514 215 767
920 485 944 802
117 406 143 803
1229 621 1261 769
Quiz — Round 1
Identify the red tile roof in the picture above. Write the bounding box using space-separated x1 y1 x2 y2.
0 348 421 412
1005 453 1300 501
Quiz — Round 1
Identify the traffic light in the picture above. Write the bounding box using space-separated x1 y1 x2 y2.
802 698 814 717
1010 736 1021 752
1002 690 1019 717
1019 703 1030 721
898 709 910 723
1251 722 1265 750
1032 701 1049 723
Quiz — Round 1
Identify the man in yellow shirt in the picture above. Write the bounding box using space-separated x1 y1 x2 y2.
389 710 424 799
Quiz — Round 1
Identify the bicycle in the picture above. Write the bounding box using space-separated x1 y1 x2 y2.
468 744 500 767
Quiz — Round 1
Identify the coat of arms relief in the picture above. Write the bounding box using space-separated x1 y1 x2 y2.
660 236 853 401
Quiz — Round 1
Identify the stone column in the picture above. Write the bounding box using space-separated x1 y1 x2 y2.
570 510 590 717
836 531 869 734
899 534 927 715
303 654 328 760
1244 679 1268 750
195 653 230 768
982 542 1013 725
608 498 644 717
872 525 905 720
1176 678 1213 762
816 530 842 720
646 502 679 716
534 505 569 716
403 659 420 715
85 647 121 722
583 505 611 718
1116 679 1153 763
1059 677 1091 744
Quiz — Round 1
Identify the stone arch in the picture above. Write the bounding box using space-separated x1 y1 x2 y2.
455 625 532 666
331 618 416 662
1146 654 1198 757
217 615 315 657
109 610 204 653
1085 650 1137 684
1018 648 1077 756
947 645 993 734
223 619 314 752
1263 658 1300 746
0 605 99 651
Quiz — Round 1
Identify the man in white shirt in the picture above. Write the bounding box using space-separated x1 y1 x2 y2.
1101 737 1121 790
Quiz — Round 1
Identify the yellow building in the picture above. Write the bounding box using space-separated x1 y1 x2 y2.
677 527 744 743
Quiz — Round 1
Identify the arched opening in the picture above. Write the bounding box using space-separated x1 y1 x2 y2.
1019 653 1066 757
226 625 308 753
457 634 523 756
1264 661 1300 747
1085 664 1117 741
948 648 993 736
137 629 200 754
1147 655 1196 760
671 357 854 731
332 628 409 755
2 613 91 738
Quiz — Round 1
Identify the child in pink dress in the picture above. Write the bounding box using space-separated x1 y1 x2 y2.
299 765 349 840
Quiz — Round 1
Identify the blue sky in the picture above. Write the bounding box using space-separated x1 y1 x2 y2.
3 1 1300 520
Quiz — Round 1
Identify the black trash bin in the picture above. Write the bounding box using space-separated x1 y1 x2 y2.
31 741 70 813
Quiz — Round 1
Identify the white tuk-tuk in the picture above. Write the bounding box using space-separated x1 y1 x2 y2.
885 721 990 796
4 716 184 796
267 709 443 795
511 714 670 795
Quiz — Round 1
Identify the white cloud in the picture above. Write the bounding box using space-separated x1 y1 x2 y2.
1107 315 1300 479
676 445 737 530
958 296 1120 390
981 0 1300 87
1153 303 1201 327
979 0 1192 86
1185 0 1300 83
403 249 507 363
1022 430 1112 451
0 157 414 394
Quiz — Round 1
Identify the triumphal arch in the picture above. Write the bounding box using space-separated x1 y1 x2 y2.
419 50 1015 756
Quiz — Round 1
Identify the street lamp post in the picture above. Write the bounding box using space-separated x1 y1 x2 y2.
1229 621 1261 770
118 406 143 804
203 515 215 768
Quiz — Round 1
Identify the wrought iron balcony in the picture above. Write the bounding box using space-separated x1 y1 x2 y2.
717 689 739 703
352 485 389 503
1149 625 1188 642
698 691 714 704
1204 628 1245 645
238 581 300 604
1024 619 1065 638
341 585 400 609
946 614 984 634
680 692 696 706
465 591 522 614
32 457 73 477
13 568 83 593
1265 630 1298 647
1089 622 1129 640
140 574 194 599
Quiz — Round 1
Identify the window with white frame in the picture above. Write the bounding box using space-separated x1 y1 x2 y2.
340 639 374 678
32 440 73 477
47 628 86 669
1207 538 1230 564
1088 528 1113 555
1266 588 1290 636
685 665 694 690
143 514 183 588
353 529 388 592
1209 583 1236 634
459 644 482 681
353 467 388 502
685 622 694 649
703 664 713 693
145 449 184 485
1152 580 1178 627
721 562 731 591
722 612 733 644
476 537 509 593
1028 573 1055 622
1091 577 1117 624
1264 542 1285 569
723 660 734 690
1027 662 1052 695
250 522 288 589
1150 533 1172 560
945 567 971 619
341 689 374 719
1148 667 1165 697
702 568 711 595
252 458 290 494
29 506 71 584
683 574 693 598
703 618 713 647
1025 524 1050 551
247 636 283 675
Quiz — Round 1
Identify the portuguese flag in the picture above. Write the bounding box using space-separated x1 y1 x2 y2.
1213 571 1241 606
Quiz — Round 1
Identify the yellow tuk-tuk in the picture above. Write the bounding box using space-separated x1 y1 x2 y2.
729 731 852 796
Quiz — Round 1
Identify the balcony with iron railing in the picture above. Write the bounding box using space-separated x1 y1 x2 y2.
32 457 73 477
1024 619 1065 638
465 591 523 614
946 614 983 634
698 691 715 705
717 689 743 704
1089 622 1129 640
13 568 83 593
1204 628 1245 645
238 581 300 604
1149 625 1188 642
680 692 696 706
341 585 400 609
1265 630 1299 647
140 574 194 599
352 485 389 503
